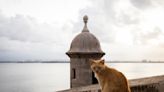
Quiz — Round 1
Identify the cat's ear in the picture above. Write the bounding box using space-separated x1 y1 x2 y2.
100 59 105 65
89 59 95 65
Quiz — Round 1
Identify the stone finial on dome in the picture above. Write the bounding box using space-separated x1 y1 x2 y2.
83 15 88 23
82 15 89 32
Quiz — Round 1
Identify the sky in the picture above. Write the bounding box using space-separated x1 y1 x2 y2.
0 0 164 61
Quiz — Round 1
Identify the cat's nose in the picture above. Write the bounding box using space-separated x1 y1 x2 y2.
95 67 99 71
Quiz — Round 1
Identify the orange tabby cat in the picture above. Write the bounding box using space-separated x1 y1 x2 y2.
90 59 131 92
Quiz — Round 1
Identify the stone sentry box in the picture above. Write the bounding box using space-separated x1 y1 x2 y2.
66 15 105 88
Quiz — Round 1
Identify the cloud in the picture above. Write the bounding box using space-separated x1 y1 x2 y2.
131 0 164 9
135 27 163 44
0 0 164 61
0 11 73 61
0 12 70 43
130 0 153 9
80 0 164 45
75 0 164 61
75 0 135 43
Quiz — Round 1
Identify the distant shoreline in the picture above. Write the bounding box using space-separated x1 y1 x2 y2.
0 61 164 63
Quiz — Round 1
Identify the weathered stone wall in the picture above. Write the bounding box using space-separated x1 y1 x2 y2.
58 75 164 92
69 54 104 88
70 58 93 88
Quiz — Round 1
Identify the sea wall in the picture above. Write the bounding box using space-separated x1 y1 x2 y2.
58 75 164 92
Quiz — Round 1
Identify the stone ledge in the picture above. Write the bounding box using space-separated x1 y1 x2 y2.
58 75 164 92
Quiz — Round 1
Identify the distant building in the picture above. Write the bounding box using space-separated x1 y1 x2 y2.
66 15 105 88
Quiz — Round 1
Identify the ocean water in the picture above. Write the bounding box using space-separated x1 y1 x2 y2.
0 63 163 92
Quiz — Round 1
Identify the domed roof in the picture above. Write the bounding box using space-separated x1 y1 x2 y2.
66 15 104 55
